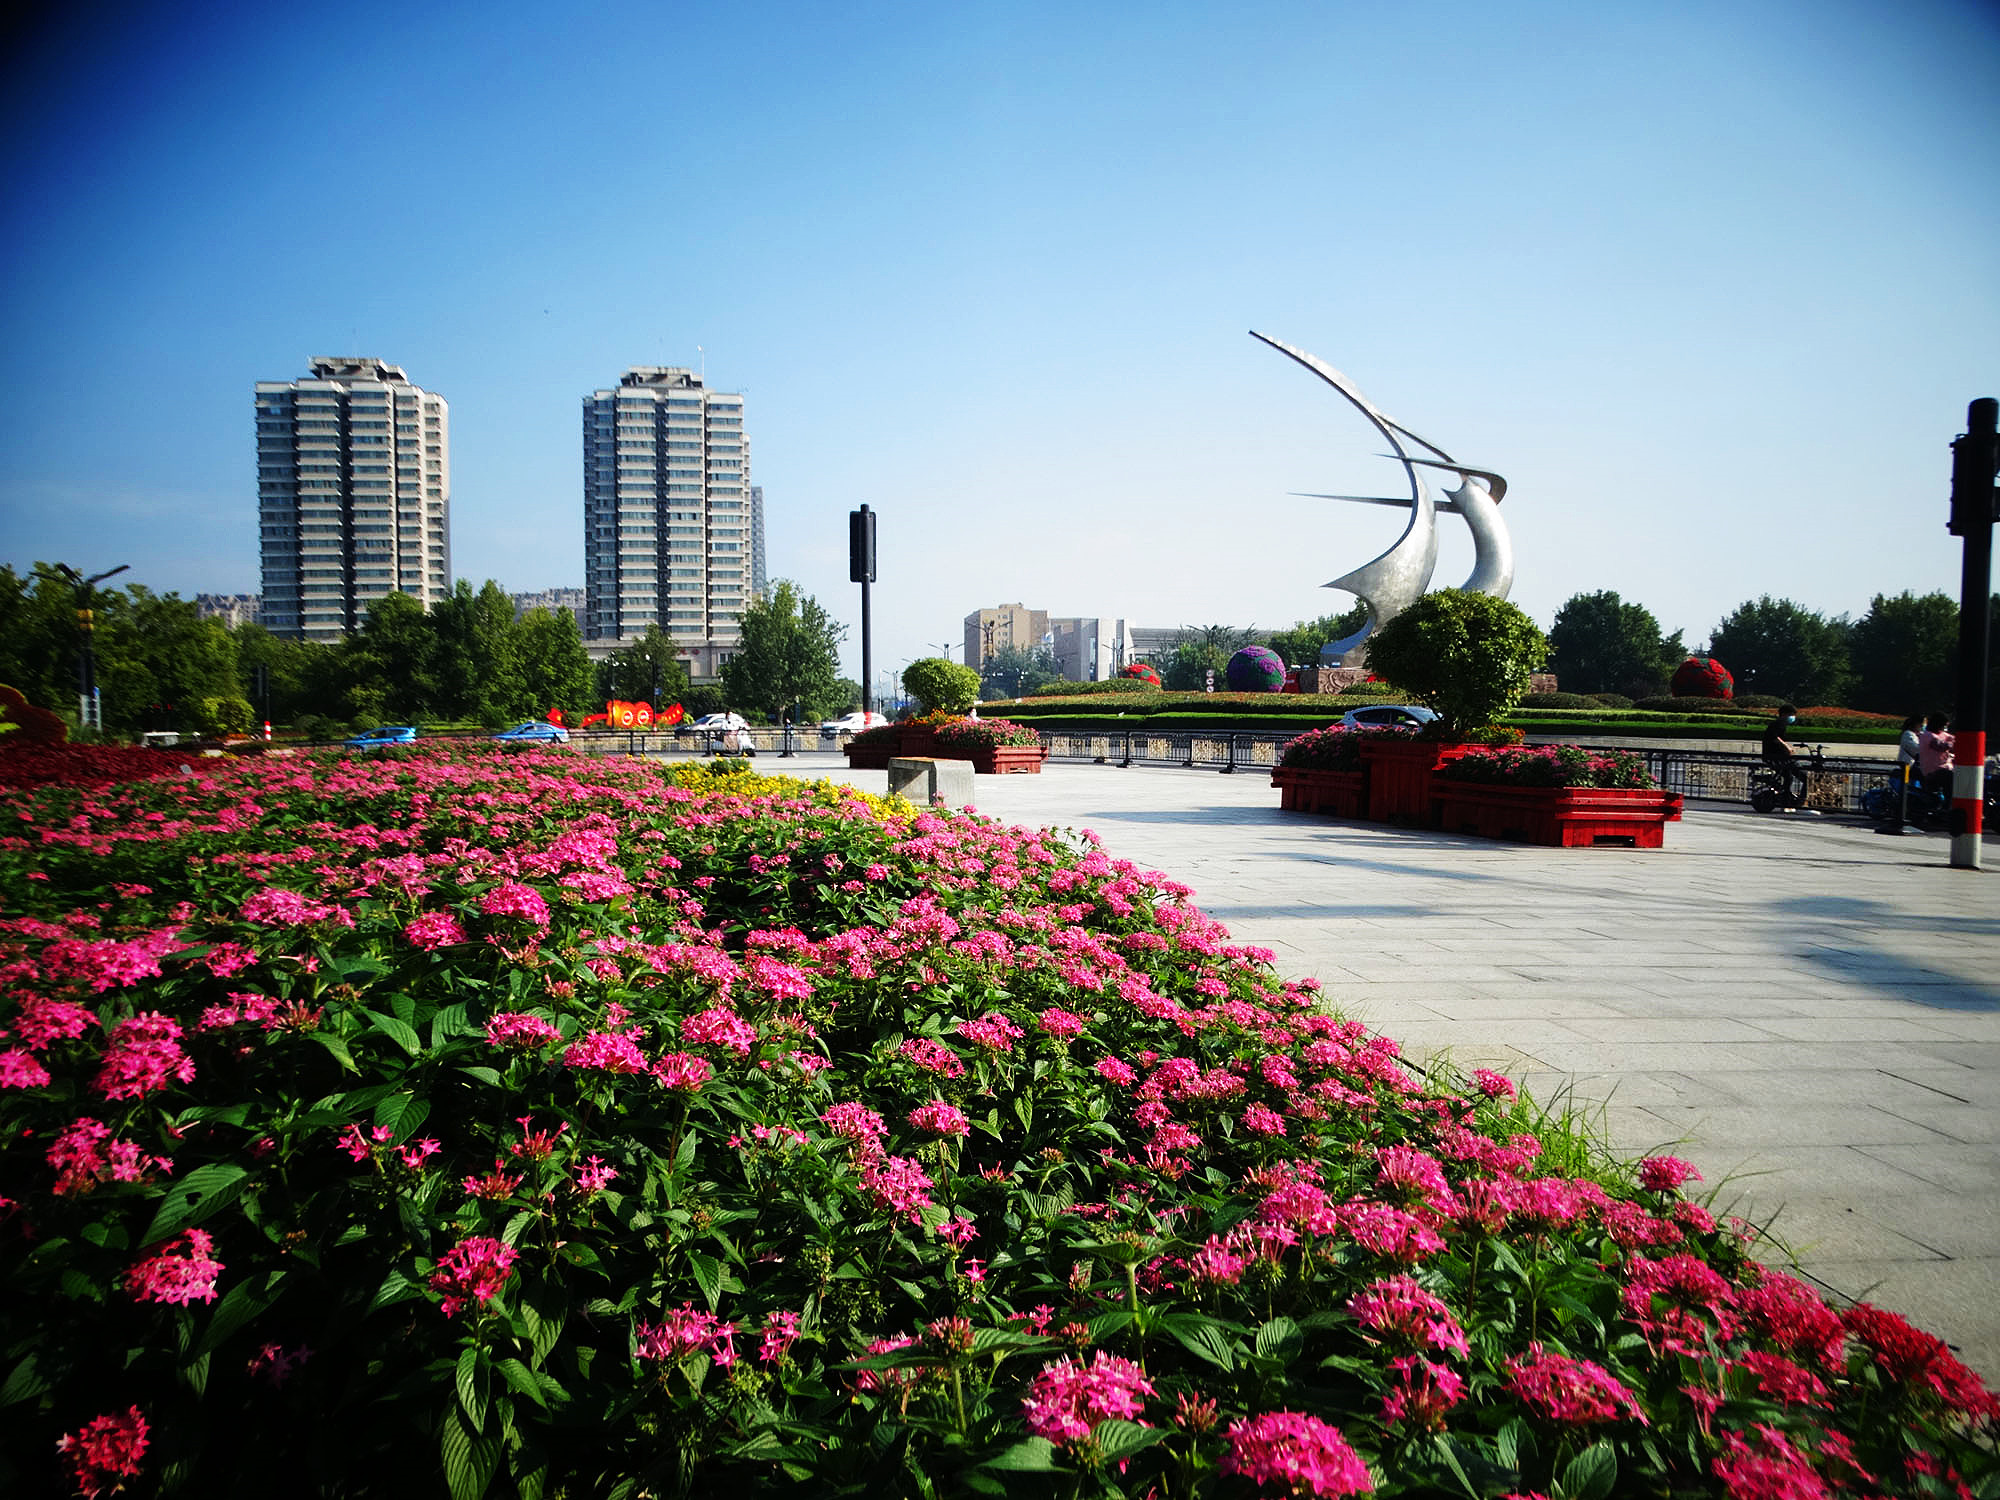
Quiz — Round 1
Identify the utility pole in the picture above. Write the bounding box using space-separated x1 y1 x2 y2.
849 505 877 719
1947 397 1997 870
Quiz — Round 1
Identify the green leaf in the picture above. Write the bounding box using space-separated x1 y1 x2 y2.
982 1437 1062 1472
141 1164 248 1247
495 1359 547 1409
0 1353 48 1407
1255 1315 1301 1361
1086 1309 1135 1342
1431 1434 1480 1500
969 1327 1036 1353
194 1272 284 1357
1092 1420 1164 1461
688 1252 723 1310
458 1066 504 1086
441 1404 499 1500
457 1346 491 1431
373 1092 430 1142
1560 1440 1617 1500
365 1009 423 1057
1165 1320 1236 1371
308 1031 358 1073
370 1268 423 1312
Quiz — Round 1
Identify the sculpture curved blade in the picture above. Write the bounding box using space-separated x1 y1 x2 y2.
1249 331 1438 663
1252 330 1514 625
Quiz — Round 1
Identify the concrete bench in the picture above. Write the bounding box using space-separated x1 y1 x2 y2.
887 756 975 808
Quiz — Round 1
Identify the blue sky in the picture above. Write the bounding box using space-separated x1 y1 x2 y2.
3 0 1996 688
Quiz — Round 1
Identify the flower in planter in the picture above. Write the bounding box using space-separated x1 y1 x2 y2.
1671 654 1734 699
933 716 1041 750
1120 662 1164 689
1277 723 1414 771
1437 743 1659 790
1226 645 1286 693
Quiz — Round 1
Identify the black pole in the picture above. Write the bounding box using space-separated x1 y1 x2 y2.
850 505 877 719
1947 398 1997 869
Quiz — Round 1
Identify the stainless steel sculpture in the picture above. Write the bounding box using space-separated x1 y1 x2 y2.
1250 330 1512 664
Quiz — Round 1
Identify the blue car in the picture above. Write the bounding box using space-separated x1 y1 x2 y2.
342 725 419 748
492 720 570 744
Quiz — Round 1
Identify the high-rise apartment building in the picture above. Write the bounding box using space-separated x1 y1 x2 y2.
749 485 769 600
255 358 450 641
582 367 751 679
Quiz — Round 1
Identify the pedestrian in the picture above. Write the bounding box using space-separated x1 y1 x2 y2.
1897 715 1922 769
1917 713 1955 800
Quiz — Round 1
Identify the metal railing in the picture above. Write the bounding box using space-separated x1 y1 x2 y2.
1038 730 1899 815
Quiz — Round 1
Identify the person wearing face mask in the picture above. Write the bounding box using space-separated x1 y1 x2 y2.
1761 703 1806 807
1917 712 1955 801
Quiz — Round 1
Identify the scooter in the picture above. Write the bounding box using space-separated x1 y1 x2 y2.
1747 746 1824 814
1861 770 1949 831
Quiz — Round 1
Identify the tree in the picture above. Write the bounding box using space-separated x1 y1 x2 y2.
598 625 691 710
1160 640 1230 692
720 580 847 723
1846 591 1958 715
1365 589 1549 735
91 586 239 735
429 581 527 725
1548 591 1680 696
517 607 596 723
344 591 441 723
1265 605 1368 668
1708 597 1851 705
0 565 78 713
979 644 1059 699
900 656 980 714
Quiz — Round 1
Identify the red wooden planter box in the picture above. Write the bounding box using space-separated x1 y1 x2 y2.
899 727 944 758
1271 765 1366 817
966 745 1046 775
1356 739 1479 824
1431 783 1685 848
844 742 897 770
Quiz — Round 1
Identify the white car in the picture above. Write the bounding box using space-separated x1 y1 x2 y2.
682 712 750 735
819 711 888 740
1339 703 1438 730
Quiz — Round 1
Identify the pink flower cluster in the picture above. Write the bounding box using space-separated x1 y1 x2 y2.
907 1100 971 1138
681 1007 757 1056
899 1036 966 1078
480 881 550 927
636 1302 738 1366
1219 1410 1373 1496
125 1228 225 1306
1505 1343 1647 1426
404 912 468 950
429 1235 518 1317
1347 1275 1470 1357
1022 1352 1155 1444
46 1117 171 1195
485 1011 563 1049
57 1406 149 1499
92 1012 194 1101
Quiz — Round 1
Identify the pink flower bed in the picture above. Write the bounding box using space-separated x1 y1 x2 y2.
0 745 1992 1497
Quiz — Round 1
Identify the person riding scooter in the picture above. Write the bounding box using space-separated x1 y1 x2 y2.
1761 704 1806 807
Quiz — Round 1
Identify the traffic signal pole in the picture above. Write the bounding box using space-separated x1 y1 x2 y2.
1947 398 1997 870
850 505 877 719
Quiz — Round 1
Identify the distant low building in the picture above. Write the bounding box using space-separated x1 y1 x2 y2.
963 603 1050 668
195 594 262 629
511 587 586 620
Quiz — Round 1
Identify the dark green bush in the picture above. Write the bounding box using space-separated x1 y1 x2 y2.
1634 697 1762 716
1016 679 1161 698
1589 693 1634 708
1518 692 1602 710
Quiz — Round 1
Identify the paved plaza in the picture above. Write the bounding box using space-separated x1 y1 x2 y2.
779 751 2000 1379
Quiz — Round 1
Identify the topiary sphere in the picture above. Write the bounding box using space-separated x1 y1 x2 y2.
1671 655 1734 699
1120 663 1163 689
1226 645 1286 693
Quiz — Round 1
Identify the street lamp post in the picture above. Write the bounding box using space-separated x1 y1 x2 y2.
36 562 129 733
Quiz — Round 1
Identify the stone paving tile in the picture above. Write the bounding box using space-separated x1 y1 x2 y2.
1799 1261 1999 1375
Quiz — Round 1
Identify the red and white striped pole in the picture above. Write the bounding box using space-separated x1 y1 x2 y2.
1946 398 1996 870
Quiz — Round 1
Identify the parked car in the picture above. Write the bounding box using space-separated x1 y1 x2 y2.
1338 703 1437 731
491 720 570 744
680 712 750 736
819 710 888 740
341 725 419 749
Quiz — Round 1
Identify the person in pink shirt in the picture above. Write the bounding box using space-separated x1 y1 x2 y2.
1917 713 1955 799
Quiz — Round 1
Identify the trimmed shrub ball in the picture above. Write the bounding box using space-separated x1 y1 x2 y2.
1119 662 1163 689
1226 645 1286 693
1670 655 1734 699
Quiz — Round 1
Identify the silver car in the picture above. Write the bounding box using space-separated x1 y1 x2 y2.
1338 703 1437 730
